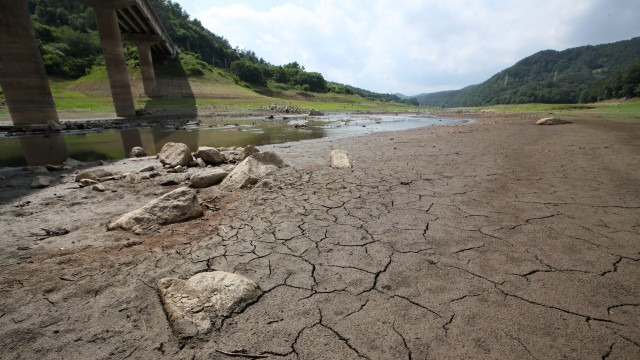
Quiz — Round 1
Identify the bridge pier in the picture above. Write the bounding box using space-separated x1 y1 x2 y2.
94 6 136 118
0 0 60 128
137 43 157 96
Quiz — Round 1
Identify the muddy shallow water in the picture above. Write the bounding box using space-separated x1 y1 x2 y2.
0 114 465 167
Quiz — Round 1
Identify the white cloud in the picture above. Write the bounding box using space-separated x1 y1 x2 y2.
182 0 640 95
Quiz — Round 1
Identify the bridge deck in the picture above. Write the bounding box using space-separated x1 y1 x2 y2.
80 0 175 56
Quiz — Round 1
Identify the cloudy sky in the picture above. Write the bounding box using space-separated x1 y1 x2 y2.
175 0 639 95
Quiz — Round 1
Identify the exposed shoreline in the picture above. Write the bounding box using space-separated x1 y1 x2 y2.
0 112 639 358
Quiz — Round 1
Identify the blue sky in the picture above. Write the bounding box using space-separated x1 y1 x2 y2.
173 0 640 95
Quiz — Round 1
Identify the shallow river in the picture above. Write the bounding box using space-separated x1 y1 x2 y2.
0 114 465 167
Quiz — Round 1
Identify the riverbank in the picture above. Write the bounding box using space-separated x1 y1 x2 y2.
0 112 639 359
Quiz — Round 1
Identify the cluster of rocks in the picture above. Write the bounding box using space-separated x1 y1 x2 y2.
262 104 304 114
94 142 287 234
2 119 198 137
19 142 351 339
28 158 86 189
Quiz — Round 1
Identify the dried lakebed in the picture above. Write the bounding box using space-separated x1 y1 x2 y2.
0 114 639 359
0 114 464 167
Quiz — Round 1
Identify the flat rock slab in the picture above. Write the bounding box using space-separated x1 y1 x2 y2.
107 187 202 234
536 117 573 125
156 272 261 339
190 169 229 188
75 168 113 182
330 149 351 168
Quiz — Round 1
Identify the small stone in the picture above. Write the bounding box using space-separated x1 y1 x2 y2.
79 179 99 187
196 158 207 168
45 164 64 171
170 165 185 173
124 173 142 183
129 146 147 157
92 184 106 192
65 158 84 168
138 165 155 173
31 166 49 174
330 150 351 169
536 117 572 125
31 176 54 188
160 179 180 186
76 168 113 182
159 174 190 186
309 109 324 116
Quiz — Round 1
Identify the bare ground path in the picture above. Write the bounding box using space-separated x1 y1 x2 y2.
1 115 639 359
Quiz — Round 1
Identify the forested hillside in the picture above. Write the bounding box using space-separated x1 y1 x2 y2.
417 37 640 107
26 0 411 103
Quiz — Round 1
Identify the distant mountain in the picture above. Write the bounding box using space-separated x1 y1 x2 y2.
417 37 640 107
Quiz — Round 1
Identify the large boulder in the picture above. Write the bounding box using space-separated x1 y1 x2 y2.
107 187 202 234
156 272 261 339
190 169 229 188
75 168 113 182
196 146 224 165
219 148 244 163
158 142 193 167
219 151 286 191
309 109 325 116
536 117 572 125
330 150 351 169
242 145 260 160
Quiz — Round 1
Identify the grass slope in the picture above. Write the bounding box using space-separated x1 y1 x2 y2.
0 65 418 119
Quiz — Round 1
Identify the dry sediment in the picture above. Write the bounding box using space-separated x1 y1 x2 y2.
0 114 639 359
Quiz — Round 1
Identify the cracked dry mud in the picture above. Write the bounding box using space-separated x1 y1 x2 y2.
1 114 639 359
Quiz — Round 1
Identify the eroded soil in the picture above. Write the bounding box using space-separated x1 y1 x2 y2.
1 114 639 359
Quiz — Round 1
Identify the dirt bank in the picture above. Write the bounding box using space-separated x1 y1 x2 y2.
1 113 639 359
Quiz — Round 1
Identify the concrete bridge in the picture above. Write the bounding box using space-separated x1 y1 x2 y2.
0 0 177 126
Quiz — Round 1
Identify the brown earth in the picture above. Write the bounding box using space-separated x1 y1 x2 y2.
0 113 639 359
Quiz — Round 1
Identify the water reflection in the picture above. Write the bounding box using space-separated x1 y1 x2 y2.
0 115 465 167
120 129 143 155
19 134 68 166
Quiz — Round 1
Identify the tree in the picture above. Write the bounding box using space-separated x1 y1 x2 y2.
294 72 327 92
230 59 265 84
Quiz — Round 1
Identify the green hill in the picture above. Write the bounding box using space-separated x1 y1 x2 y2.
24 0 413 106
417 37 640 107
